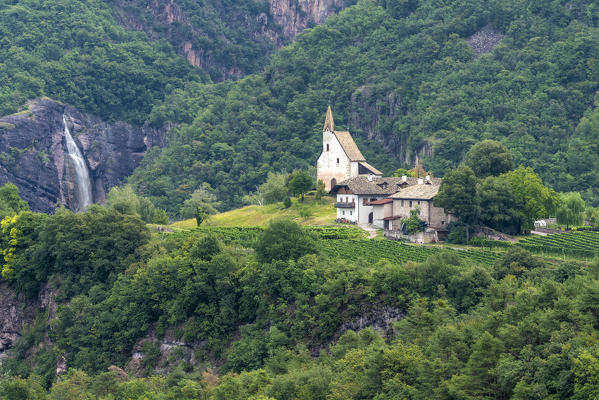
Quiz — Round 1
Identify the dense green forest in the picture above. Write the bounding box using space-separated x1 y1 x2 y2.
128 0 599 215
0 0 206 123
2 185 599 398
109 0 279 80
3 0 599 215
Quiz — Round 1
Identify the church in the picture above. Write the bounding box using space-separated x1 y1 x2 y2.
316 106 382 191
316 107 454 239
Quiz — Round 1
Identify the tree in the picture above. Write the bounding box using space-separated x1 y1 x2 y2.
556 192 585 229
479 176 523 234
315 179 327 200
179 183 221 219
501 166 560 231
194 206 208 227
106 185 168 224
287 171 313 201
434 165 479 239
464 140 513 178
254 219 317 263
262 172 289 204
0 183 29 218
404 208 424 234
392 168 414 177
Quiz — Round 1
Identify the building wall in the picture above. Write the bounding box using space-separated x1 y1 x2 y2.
335 194 387 224
372 202 392 229
356 195 385 224
336 193 358 222
350 161 359 178
391 196 453 229
317 130 351 191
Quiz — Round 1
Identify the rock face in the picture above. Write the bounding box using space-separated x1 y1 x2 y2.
467 25 504 58
0 284 36 359
0 99 166 213
112 0 353 80
268 0 349 40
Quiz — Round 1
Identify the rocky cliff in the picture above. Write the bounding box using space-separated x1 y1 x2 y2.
112 0 354 80
269 0 350 39
0 99 166 213
0 284 36 360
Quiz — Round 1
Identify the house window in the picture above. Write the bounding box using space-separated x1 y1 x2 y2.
401 200 404 207
409 200 413 207
336 158 340 164
342 211 345 215
417 201 421 205
363 198 367 205
442 221 445 225
326 144 329 151
350 211 352 216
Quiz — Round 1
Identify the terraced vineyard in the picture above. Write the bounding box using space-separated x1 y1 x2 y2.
320 239 502 266
160 225 366 246
517 231 599 258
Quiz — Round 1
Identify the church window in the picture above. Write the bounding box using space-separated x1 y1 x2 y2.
326 144 329 151
336 158 340 164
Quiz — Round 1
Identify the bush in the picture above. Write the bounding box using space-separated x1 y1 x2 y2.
254 219 317 263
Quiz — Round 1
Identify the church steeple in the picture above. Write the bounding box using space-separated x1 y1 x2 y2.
323 106 335 132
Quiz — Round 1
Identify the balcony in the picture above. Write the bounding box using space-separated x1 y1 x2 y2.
334 201 355 208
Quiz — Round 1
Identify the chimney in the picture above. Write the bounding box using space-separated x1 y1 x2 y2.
402 175 407 182
418 178 423 184
425 175 431 184
368 174 373 182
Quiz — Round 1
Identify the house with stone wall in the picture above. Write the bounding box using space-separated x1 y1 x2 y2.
316 107 454 239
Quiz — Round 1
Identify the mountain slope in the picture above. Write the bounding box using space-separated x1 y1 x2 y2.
0 0 205 123
130 0 599 216
110 0 355 80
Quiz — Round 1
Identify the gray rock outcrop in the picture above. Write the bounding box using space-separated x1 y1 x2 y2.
0 99 166 213
0 283 36 359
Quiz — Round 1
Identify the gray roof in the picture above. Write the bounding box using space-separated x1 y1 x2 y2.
389 183 440 200
331 176 441 195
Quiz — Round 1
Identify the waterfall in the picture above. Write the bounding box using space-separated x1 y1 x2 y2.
63 115 92 211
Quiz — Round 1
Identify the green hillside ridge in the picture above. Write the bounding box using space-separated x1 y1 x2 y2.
171 195 337 228
1 192 599 398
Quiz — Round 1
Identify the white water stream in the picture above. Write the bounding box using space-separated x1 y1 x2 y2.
63 115 92 211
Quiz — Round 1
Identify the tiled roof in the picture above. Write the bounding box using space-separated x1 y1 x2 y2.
333 131 365 161
389 183 440 200
368 198 393 205
359 161 382 175
331 176 435 195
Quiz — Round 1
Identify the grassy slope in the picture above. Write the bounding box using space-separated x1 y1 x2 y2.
171 195 337 228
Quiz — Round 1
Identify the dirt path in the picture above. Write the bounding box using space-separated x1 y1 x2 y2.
358 224 379 239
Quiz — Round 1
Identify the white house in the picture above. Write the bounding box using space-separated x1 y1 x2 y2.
329 176 436 225
316 106 382 191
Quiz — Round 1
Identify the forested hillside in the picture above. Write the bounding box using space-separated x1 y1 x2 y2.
3 0 599 215
0 0 205 123
128 0 599 216
2 191 599 398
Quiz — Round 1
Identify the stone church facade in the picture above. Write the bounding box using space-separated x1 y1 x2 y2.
316 106 382 191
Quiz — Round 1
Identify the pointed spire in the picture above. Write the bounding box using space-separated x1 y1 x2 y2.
323 105 335 132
